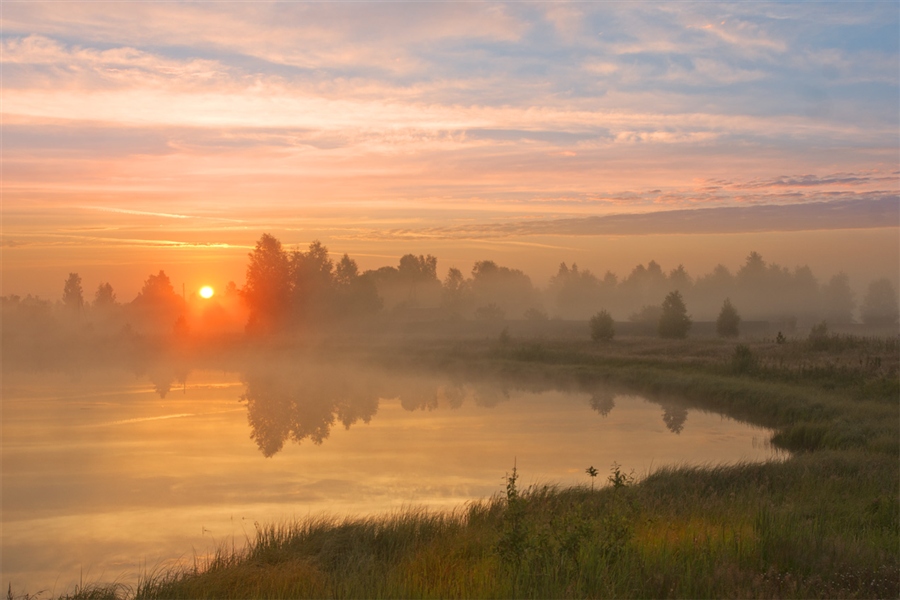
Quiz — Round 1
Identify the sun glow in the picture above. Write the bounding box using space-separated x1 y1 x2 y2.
199 286 214 299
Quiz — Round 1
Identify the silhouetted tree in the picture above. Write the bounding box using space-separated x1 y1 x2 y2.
658 290 691 338
243 234 291 332
396 253 440 307
861 278 899 327
131 270 186 331
442 267 469 315
716 298 741 338
93 282 116 308
668 265 693 294
470 260 535 318
333 254 382 317
620 261 667 310
62 273 84 313
589 309 615 341
289 240 334 320
549 262 601 318
821 272 855 324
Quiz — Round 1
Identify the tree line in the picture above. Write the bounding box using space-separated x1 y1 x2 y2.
3 233 898 340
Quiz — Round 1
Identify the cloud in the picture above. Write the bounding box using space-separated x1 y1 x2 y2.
345 196 899 241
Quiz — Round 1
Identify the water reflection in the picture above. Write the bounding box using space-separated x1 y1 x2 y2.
589 391 615 417
661 403 689 434
241 363 379 457
236 361 705 457
2 364 783 594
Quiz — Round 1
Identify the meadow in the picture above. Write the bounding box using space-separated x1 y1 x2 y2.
25 331 900 599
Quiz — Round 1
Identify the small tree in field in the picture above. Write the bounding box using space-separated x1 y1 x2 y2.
658 291 691 338
716 298 740 338
589 309 615 341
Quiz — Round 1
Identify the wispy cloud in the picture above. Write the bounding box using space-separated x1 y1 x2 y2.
1 1 897 290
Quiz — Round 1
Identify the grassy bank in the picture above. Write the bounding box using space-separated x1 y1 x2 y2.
47 334 899 599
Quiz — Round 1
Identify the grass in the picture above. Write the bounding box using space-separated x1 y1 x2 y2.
19 333 900 599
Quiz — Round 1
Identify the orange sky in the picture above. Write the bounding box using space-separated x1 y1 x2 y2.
2 2 898 300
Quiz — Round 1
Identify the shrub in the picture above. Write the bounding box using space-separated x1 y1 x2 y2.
732 344 757 374
589 310 615 341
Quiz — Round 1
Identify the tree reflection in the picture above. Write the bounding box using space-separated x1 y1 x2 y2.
241 363 379 457
589 391 616 417
661 404 688 434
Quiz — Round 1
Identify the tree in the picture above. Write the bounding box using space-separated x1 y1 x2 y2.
442 267 468 315
243 233 291 332
62 273 84 312
589 309 615 341
131 270 186 331
716 298 740 338
289 240 334 319
658 290 691 338
333 254 382 317
93 282 117 308
861 278 899 327
821 272 855 324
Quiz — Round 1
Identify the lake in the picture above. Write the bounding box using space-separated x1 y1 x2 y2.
2 361 782 595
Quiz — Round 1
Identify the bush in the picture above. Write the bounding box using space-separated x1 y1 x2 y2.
589 310 615 341
658 291 692 339
731 344 757 374
716 298 740 338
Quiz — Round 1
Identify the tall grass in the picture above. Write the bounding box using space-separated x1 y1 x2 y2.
135 453 897 599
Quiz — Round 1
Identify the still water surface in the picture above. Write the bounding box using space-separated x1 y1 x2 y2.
2 363 781 594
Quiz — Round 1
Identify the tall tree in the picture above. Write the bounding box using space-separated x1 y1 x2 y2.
93 282 117 309
821 273 855 324
861 278 899 327
62 273 84 312
289 240 335 320
243 233 291 332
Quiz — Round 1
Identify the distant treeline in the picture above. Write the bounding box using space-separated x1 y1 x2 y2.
2 233 899 342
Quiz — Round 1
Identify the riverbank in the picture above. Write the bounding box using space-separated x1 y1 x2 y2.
36 333 900 599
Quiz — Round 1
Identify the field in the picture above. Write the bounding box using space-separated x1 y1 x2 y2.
27 331 900 599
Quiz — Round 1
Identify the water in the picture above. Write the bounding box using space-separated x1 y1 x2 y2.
2 362 781 594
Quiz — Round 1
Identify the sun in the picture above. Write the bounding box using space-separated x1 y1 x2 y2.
199 285 214 299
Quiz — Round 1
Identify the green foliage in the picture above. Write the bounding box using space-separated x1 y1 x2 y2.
589 309 615 341
715 298 740 338
608 462 635 489
658 290 692 338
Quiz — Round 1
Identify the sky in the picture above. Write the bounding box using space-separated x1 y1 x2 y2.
2 1 898 300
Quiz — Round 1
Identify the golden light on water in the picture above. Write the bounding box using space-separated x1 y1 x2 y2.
199 286 214 299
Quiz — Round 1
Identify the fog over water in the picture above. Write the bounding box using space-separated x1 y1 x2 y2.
2 361 781 594
1 234 896 596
